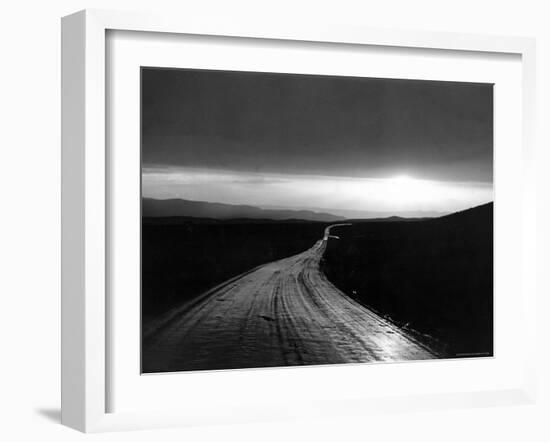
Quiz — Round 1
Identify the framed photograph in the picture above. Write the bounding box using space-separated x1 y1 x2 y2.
61 9 537 432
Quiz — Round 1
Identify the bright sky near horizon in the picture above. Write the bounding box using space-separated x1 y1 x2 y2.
142 166 493 214
141 68 493 215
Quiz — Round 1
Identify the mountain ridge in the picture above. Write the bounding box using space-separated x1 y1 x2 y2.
142 198 344 222
142 197 492 222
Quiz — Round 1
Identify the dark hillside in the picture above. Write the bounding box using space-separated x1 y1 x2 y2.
323 203 493 357
142 218 327 321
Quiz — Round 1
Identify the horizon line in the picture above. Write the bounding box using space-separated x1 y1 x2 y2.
142 195 494 218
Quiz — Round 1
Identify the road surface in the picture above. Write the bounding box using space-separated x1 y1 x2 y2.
143 225 435 372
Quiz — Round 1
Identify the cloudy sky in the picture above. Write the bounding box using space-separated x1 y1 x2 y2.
141 68 493 215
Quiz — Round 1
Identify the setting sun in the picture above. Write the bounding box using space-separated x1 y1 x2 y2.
143 166 492 214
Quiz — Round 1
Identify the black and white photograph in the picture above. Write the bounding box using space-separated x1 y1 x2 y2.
141 67 494 373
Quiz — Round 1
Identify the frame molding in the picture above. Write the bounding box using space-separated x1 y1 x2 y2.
61 9 537 432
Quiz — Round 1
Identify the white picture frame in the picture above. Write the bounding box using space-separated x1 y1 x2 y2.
61 9 537 433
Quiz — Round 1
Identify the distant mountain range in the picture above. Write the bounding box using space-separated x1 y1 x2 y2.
142 198 344 222
258 205 447 219
142 198 453 222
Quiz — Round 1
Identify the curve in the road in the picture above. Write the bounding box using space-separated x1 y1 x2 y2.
143 224 436 372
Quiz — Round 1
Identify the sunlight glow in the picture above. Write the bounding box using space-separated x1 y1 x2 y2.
383 175 445 208
142 166 493 215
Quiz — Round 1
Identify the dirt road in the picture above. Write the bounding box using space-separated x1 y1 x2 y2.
143 225 435 372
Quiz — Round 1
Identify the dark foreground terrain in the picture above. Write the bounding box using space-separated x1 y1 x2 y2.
142 203 493 370
142 225 434 373
322 203 493 357
142 218 327 322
